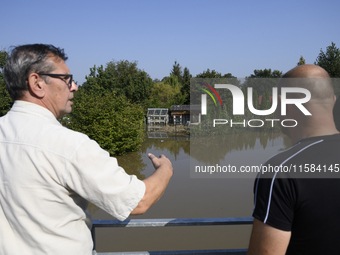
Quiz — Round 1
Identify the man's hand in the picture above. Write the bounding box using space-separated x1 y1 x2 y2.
148 153 172 172
130 153 173 215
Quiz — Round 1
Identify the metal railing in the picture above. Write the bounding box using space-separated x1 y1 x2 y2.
91 217 253 255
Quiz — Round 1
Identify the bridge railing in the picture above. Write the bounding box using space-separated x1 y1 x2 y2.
91 217 253 255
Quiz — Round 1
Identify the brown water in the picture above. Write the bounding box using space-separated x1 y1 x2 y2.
88 131 290 252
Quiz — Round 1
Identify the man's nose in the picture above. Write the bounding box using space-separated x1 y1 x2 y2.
71 81 78 92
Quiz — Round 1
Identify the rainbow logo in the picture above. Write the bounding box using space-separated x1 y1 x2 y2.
198 82 222 107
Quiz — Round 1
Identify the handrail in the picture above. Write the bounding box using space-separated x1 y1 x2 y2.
92 249 248 255
91 217 253 254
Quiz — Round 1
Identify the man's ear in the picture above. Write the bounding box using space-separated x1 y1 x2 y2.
27 73 45 98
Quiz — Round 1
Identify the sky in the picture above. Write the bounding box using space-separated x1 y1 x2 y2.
1 0 339 85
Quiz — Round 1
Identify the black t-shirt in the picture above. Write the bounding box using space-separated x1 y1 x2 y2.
253 133 340 254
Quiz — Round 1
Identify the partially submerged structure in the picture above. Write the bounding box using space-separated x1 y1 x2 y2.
147 105 201 126
147 108 169 125
170 105 201 125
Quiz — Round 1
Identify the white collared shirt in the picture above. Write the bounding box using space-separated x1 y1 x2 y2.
0 101 145 255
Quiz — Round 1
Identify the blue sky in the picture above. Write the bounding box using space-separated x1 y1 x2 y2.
1 0 339 85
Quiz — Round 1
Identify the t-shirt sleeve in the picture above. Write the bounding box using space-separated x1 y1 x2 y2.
252 173 296 231
65 139 146 221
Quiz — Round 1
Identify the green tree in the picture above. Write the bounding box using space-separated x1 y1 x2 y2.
181 67 192 104
164 73 181 88
195 69 240 85
170 61 183 84
243 69 282 97
149 75 186 109
250 69 282 78
169 61 192 104
315 42 340 77
196 69 223 78
66 87 145 156
84 60 153 106
297 56 306 66
195 69 240 88
0 50 12 117
0 50 7 68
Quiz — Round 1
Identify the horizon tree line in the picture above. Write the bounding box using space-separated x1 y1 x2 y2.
0 42 339 154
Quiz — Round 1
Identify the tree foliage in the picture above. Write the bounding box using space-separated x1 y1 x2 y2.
170 61 183 84
315 42 340 78
250 69 282 78
0 50 12 117
149 74 186 108
181 67 192 104
196 69 226 78
195 69 240 86
84 60 153 106
152 61 192 107
169 61 192 104
314 43 340 129
64 87 145 156
243 69 282 97
297 56 306 66
62 59 149 156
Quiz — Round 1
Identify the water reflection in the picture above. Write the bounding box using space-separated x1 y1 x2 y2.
141 131 291 166
190 131 290 179
191 131 290 165
140 137 190 161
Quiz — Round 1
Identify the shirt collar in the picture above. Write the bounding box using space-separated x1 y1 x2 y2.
10 100 62 126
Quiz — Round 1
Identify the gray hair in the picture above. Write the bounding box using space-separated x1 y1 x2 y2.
3 44 68 100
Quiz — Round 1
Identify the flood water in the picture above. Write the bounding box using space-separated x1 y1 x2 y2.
88 130 291 252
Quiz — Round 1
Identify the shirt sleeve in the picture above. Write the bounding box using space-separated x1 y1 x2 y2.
65 139 146 221
252 173 296 231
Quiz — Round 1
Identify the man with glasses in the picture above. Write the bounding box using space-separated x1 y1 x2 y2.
1 44 173 255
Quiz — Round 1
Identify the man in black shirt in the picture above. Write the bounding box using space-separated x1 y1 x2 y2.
247 65 340 255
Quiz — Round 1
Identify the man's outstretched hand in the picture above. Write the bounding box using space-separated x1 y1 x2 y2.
131 153 173 215
148 153 173 172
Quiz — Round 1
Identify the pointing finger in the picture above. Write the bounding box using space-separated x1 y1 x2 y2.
148 153 156 159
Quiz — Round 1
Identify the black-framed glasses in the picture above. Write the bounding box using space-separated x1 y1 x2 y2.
37 73 73 89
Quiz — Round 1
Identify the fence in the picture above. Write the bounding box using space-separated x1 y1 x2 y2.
91 217 253 255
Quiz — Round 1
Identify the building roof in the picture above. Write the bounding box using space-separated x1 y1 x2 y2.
170 105 201 111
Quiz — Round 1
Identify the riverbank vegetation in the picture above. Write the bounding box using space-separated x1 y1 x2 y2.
0 42 340 155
